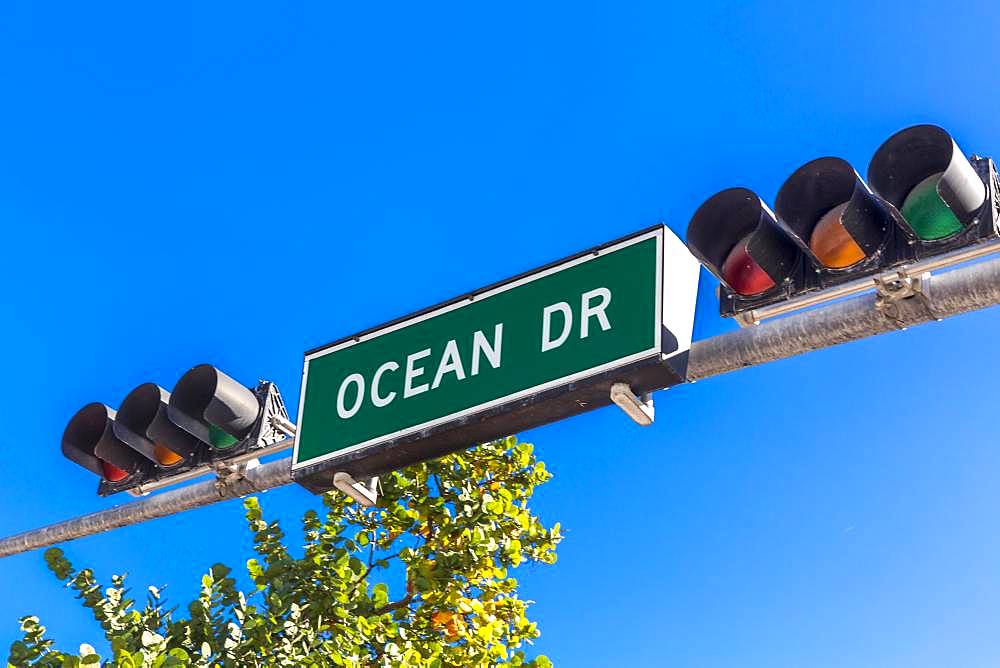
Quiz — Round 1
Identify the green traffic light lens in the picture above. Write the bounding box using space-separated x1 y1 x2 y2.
900 172 964 240
208 424 238 449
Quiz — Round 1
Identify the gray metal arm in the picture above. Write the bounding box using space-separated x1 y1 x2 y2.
1 254 999 559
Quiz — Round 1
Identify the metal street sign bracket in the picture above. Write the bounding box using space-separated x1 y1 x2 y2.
333 472 379 507
609 382 655 426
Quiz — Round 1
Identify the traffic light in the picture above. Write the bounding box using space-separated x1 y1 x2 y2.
868 124 996 254
62 403 150 492
168 364 265 455
114 383 205 470
773 156 903 281
686 187 805 315
687 124 999 318
61 364 290 496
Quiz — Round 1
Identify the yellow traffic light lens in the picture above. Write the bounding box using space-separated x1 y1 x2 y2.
153 444 184 466
901 172 964 240
721 234 776 296
809 202 865 268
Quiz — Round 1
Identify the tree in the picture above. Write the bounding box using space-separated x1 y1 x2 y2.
7 437 561 667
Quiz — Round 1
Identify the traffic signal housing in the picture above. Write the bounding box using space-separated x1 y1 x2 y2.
61 365 290 496
868 124 998 254
63 403 150 493
774 156 905 283
114 383 205 471
686 187 805 315
168 364 265 455
687 124 1000 319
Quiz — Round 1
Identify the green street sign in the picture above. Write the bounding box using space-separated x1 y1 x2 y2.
292 226 698 488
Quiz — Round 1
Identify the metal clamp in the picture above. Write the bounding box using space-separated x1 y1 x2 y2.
874 270 937 327
212 459 262 496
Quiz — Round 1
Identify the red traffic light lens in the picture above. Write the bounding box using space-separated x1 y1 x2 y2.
900 172 963 240
101 460 129 482
722 235 776 296
809 203 866 268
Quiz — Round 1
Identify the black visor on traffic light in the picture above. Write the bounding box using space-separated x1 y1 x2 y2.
868 124 986 240
114 384 202 469
168 364 261 450
775 157 890 270
686 187 800 296
62 403 147 482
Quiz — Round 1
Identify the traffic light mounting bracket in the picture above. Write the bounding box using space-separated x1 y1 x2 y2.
243 381 291 453
211 459 266 496
873 270 938 327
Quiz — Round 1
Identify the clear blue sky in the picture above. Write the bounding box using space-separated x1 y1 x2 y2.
2 1 1000 665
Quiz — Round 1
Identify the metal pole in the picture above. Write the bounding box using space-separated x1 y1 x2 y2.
687 253 1000 380
742 237 1000 324
0 458 292 558
2 254 1000 559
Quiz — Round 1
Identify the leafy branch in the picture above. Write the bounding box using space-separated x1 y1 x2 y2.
8 437 561 668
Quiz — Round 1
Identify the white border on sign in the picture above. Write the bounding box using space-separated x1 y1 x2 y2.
292 227 665 471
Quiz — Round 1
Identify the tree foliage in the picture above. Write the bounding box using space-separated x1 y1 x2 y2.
7 437 561 667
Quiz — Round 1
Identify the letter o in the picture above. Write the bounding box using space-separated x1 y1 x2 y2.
336 373 366 419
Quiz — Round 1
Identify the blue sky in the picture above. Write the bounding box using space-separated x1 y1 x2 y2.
2 1 1000 665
